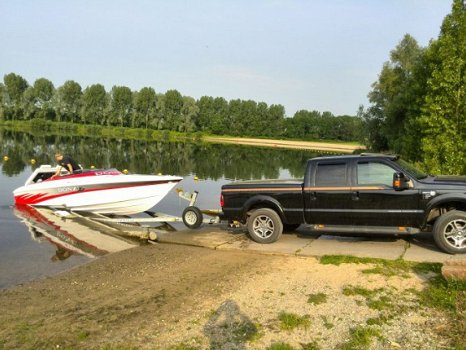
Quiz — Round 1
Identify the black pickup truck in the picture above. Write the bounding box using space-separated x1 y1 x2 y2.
220 154 466 254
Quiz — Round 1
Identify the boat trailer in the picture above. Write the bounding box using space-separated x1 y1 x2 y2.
50 190 222 241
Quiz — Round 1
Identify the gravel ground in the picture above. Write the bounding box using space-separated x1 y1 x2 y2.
0 244 458 350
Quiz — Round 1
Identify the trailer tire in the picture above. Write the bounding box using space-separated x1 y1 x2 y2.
247 208 283 244
182 206 203 229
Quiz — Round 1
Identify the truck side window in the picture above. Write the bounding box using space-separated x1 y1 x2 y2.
357 162 395 187
315 163 347 186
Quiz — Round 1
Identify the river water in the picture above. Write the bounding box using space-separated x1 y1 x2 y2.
0 129 325 289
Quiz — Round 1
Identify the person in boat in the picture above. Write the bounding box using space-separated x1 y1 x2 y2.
52 153 82 178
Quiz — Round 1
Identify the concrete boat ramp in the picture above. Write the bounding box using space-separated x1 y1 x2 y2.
155 224 466 263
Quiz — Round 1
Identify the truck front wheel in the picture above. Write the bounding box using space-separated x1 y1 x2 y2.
433 210 466 254
247 208 283 244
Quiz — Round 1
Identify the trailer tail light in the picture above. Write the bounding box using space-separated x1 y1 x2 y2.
220 194 224 208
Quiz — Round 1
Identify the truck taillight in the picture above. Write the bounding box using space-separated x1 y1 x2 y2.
220 194 224 208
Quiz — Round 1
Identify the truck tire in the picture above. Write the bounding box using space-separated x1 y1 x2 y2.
247 208 283 244
433 210 466 254
182 206 203 229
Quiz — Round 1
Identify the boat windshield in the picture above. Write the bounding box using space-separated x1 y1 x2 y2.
395 159 428 180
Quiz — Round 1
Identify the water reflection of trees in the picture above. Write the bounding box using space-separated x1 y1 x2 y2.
0 130 324 179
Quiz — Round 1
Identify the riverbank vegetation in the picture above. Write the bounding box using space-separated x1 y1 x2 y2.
362 0 465 174
0 75 364 145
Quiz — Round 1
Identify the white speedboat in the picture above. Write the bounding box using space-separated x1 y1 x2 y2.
13 165 183 215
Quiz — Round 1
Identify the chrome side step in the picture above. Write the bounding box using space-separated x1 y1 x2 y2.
308 225 421 235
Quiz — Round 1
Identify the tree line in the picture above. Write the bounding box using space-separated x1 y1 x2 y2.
0 74 363 143
362 0 465 174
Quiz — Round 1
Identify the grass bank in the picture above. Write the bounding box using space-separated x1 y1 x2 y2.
0 119 365 152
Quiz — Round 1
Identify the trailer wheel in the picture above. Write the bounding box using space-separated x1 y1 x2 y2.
247 208 283 243
182 206 203 229
433 210 466 254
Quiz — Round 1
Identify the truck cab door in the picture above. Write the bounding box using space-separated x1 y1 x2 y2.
304 160 353 225
351 160 422 227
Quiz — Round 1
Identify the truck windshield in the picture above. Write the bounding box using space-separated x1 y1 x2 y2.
395 159 428 180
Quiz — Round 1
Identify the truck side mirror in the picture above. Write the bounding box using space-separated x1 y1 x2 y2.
393 172 409 191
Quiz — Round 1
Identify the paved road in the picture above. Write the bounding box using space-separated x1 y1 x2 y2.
156 224 466 263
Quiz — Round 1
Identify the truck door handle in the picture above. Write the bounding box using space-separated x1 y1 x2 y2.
310 191 317 200
352 191 359 201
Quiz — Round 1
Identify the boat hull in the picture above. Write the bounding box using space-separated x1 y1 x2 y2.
14 174 182 215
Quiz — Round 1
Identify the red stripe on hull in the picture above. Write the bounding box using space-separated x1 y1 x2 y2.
14 179 181 205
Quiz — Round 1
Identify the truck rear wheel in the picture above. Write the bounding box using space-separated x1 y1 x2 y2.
247 208 283 244
433 210 466 254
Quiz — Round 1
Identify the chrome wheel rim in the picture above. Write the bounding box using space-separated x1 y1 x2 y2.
443 219 466 249
252 215 275 239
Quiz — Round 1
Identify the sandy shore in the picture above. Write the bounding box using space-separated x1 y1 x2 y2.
0 243 458 350
203 136 365 153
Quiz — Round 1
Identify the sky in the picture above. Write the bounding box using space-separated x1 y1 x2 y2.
0 0 453 117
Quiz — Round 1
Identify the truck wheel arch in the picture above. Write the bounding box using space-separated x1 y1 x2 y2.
424 195 466 225
242 195 285 222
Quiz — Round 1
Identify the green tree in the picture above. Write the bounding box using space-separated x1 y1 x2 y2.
226 99 242 136
163 89 183 130
21 87 37 120
196 96 228 134
81 84 108 125
286 110 322 140
110 85 133 127
155 93 166 130
32 78 54 107
54 80 82 122
3 73 28 105
210 97 228 134
332 115 364 141
179 96 198 133
319 111 337 139
265 104 285 137
239 100 257 136
365 34 424 155
251 101 268 136
419 0 466 174
31 78 55 119
3 73 29 120
133 87 156 129
196 96 215 132
0 83 5 120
